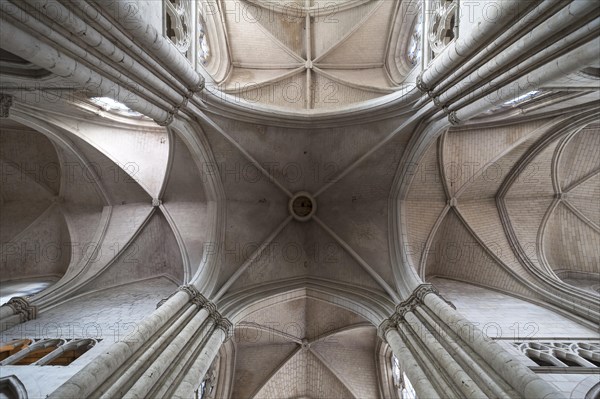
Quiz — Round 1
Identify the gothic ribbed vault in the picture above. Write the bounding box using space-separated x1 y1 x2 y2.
0 0 599 398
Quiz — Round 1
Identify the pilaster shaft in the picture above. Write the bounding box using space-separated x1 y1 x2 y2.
173 323 228 399
380 284 564 399
380 321 440 399
423 292 565 399
48 287 195 398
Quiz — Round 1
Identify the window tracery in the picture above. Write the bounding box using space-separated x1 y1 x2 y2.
484 90 546 114
428 0 458 59
0 338 98 366
0 339 32 361
196 365 217 399
163 0 210 68
514 342 600 368
503 90 541 106
198 14 210 67
89 97 143 117
165 0 192 58
392 354 418 399
407 6 423 66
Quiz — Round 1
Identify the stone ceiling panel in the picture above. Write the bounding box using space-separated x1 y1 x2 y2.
316 0 395 65
559 123 600 190
568 174 600 225
310 327 379 398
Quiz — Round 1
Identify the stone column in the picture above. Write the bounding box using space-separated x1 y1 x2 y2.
48 286 193 399
402 309 486 398
379 284 565 399
379 320 440 399
422 289 565 399
49 285 233 399
0 297 36 332
123 299 214 399
0 18 170 123
419 0 524 90
454 36 600 122
172 317 232 399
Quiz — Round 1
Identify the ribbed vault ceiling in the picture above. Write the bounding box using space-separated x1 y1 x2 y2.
404 117 600 299
232 297 379 399
1 2 600 396
216 0 411 111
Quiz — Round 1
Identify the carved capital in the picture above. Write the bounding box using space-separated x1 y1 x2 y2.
157 285 193 308
215 316 233 340
1 94 13 118
5 297 37 322
194 78 205 93
191 293 209 308
377 317 398 341
396 298 418 318
414 283 439 302
416 73 429 93
179 284 201 299
391 284 439 321
204 301 218 318
155 112 174 127
448 111 461 126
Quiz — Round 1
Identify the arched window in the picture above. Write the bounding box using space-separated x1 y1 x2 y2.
0 339 32 361
196 380 206 399
0 339 64 366
407 8 423 67
196 366 217 399
0 339 98 366
428 0 457 59
198 14 210 66
36 339 96 366
578 343 600 367
391 354 418 399
515 341 600 368
0 280 54 306
164 0 210 67
165 0 192 57
503 90 542 106
89 97 142 117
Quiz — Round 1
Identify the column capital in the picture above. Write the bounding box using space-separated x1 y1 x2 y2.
391 283 446 321
191 294 210 308
154 112 174 127
377 316 399 341
215 317 233 341
204 301 219 318
396 301 417 319
1 94 13 118
157 284 204 308
4 297 37 322
179 284 201 299
416 72 430 92
448 111 461 126
414 283 439 302
189 78 205 93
